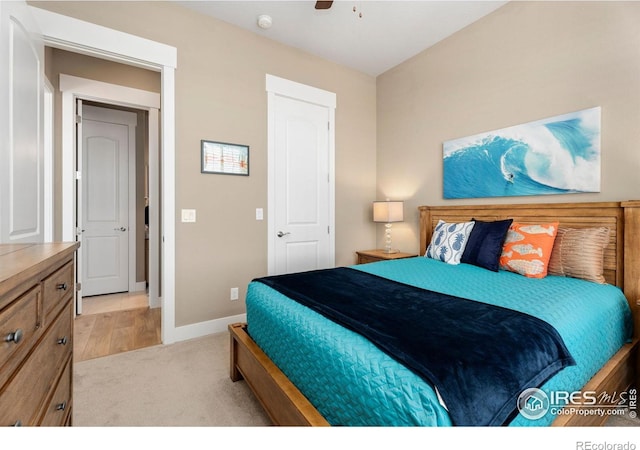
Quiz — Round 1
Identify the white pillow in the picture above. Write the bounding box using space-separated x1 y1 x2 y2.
425 220 475 265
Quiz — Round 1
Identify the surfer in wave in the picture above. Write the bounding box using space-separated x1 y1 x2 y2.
504 172 514 184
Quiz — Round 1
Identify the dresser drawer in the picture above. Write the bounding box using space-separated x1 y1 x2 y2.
0 301 72 426
42 261 73 324
39 356 72 426
0 285 43 388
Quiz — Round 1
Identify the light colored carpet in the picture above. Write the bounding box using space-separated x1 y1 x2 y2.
73 332 271 426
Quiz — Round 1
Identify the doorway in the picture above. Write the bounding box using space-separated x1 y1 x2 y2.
31 5 178 344
71 99 160 358
73 97 159 356
58 74 161 318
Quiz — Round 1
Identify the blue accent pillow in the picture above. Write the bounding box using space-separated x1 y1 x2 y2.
425 220 475 265
461 218 513 271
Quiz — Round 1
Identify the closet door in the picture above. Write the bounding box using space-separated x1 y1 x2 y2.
0 0 45 243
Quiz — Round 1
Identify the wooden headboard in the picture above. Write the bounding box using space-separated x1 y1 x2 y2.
419 201 640 338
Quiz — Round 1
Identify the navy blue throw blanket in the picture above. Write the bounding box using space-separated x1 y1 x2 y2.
255 267 575 426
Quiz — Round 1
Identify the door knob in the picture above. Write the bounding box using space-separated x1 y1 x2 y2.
277 231 291 238
114 227 127 232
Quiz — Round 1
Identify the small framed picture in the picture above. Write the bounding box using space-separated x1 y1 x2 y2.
201 140 249 176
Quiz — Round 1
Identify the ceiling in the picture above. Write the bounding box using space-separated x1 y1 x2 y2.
176 1 508 77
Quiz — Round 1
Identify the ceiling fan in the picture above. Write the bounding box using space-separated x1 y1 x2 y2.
315 1 333 10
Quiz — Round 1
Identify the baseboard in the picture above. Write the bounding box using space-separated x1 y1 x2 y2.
170 313 247 343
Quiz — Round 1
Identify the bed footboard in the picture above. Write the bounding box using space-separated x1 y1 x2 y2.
552 338 639 426
228 323 330 426
229 324 638 427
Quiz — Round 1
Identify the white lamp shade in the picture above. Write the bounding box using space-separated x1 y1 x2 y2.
373 201 404 223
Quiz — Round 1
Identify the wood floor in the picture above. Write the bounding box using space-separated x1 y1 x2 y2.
74 306 161 362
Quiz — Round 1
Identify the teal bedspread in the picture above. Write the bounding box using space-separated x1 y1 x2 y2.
245 257 633 426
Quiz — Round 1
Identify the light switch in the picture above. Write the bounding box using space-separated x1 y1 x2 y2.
181 209 196 223
256 208 264 221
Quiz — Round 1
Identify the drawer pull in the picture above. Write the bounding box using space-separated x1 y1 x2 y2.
13 420 22 427
56 401 67 411
5 329 23 344
57 336 68 346
56 282 68 291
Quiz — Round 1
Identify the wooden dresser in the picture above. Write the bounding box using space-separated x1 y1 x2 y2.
0 242 79 426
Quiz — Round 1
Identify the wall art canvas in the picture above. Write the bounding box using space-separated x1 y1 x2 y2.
442 107 601 199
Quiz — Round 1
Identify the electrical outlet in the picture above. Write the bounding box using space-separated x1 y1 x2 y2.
230 287 239 301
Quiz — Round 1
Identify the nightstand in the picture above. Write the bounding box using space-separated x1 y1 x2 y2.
356 249 418 265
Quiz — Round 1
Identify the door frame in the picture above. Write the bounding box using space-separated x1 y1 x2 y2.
61 75 157 311
31 6 178 344
43 76 54 242
265 74 336 275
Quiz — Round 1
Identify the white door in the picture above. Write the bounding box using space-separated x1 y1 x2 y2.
271 89 335 275
0 1 44 243
79 104 136 297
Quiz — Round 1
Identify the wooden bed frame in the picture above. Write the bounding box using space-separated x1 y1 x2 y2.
229 201 640 427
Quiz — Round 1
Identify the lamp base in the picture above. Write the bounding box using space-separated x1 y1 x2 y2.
382 223 398 254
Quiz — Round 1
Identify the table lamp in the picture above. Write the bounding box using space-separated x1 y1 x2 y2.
373 200 404 254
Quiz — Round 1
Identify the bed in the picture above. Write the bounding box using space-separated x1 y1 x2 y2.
229 201 640 426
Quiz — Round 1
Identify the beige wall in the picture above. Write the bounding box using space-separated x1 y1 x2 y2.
377 1 640 254
32 1 377 327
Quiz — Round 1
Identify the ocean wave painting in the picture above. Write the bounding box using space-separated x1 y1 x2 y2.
443 107 601 199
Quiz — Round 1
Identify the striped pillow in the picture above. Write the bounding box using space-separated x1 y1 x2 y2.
548 227 610 284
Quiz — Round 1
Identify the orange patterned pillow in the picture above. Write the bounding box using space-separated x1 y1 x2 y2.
500 222 559 278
